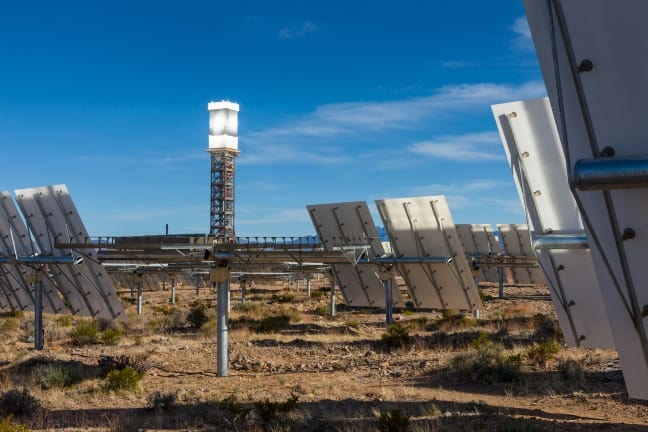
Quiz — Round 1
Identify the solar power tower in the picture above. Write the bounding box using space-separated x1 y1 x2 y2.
207 101 240 241
524 0 648 400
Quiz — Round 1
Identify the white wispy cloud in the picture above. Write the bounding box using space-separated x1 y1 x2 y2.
237 208 309 225
242 81 546 165
511 16 533 52
409 131 502 162
408 180 523 215
279 21 318 39
412 179 509 196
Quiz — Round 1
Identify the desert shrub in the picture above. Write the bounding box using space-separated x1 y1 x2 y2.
282 308 302 322
450 339 521 384
95 317 116 332
69 321 99 345
526 341 561 367
272 293 295 303
233 302 263 314
498 418 545 432
406 316 428 331
33 363 81 389
0 389 40 418
257 314 290 333
103 367 143 392
54 315 72 327
0 318 20 332
147 390 177 411
221 394 253 422
0 415 30 432
310 289 324 298
313 306 328 316
559 358 585 382
401 309 415 316
381 323 411 351
0 311 23 319
470 331 492 349
437 309 474 331
376 409 410 432
532 314 562 342
345 319 361 328
254 394 298 424
187 304 210 328
98 353 151 375
100 328 122 346
152 305 176 315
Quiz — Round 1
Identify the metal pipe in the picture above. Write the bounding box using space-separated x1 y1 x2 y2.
217 281 228 377
240 280 247 305
0 256 76 264
329 281 336 317
137 282 143 316
385 278 393 325
34 279 43 351
306 277 311 297
574 157 648 191
170 280 176 305
226 278 231 317
533 234 589 250
498 267 505 299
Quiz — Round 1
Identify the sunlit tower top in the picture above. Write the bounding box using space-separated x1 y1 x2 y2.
207 101 240 241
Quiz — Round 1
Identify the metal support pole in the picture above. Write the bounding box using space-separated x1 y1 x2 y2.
195 277 200 296
240 280 247 305
226 278 231 317
306 277 311 297
137 282 143 316
385 278 393 325
498 267 504 299
329 281 336 317
217 280 229 377
29 273 44 351
170 279 176 305
129 278 134 298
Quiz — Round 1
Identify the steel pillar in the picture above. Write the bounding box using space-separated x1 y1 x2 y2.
329 281 336 317
217 280 229 377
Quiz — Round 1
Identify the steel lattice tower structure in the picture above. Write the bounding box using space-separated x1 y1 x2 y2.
207 101 240 241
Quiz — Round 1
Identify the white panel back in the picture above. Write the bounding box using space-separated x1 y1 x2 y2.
524 0 648 399
375 196 482 311
493 98 614 349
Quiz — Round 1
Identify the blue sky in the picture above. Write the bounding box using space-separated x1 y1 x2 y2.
0 1 545 237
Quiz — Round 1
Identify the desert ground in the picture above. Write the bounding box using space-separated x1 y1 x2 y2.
1 277 647 431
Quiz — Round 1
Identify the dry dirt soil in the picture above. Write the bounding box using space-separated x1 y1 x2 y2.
1 279 647 431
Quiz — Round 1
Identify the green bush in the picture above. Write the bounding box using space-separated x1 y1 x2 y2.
380 323 410 351
0 415 30 432
54 315 72 327
68 321 99 345
103 367 143 392
0 389 41 418
345 319 361 328
98 354 151 375
450 340 521 384
187 304 210 328
313 306 328 316
526 341 561 367
256 314 290 333
33 363 81 389
99 328 122 346
376 409 410 432
152 305 176 315
310 289 324 298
